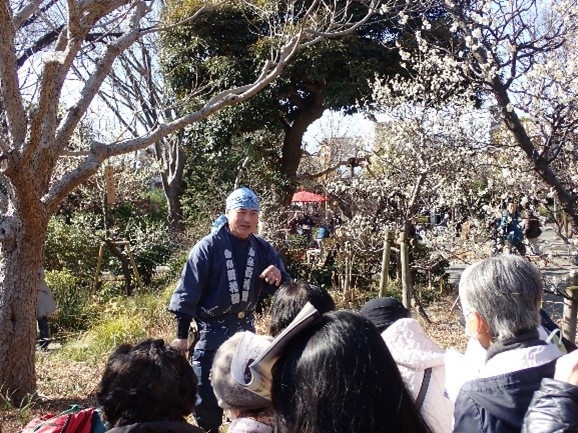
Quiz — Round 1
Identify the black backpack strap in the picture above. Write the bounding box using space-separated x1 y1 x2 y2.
415 367 432 410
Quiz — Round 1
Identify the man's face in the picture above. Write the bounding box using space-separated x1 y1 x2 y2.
226 208 259 239
507 203 517 214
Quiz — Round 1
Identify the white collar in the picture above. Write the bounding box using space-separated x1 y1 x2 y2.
479 343 562 378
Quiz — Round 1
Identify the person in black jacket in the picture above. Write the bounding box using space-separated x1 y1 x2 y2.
522 349 578 433
453 255 563 433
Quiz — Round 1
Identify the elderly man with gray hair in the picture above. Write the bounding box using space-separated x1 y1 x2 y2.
453 254 563 433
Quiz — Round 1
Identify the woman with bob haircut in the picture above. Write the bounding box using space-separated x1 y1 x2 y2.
96 338 203 433
453 255 563 433
271 310 433 433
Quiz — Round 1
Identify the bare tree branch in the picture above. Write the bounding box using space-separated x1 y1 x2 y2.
301 156 370 180
54 1 147 151
13 0 49 29
46 32 304 211
0 0 26 146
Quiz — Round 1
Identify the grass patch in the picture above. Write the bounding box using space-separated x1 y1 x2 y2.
2 280 467 433
0 387 35 426
1 283 177 432
58 285 175 363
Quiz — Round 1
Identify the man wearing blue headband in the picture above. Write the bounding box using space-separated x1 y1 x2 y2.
169 187 290 433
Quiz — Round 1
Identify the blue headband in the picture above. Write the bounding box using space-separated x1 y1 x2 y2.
211 214 229 233
226 187 260 211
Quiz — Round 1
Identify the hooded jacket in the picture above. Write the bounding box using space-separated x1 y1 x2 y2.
453 338 562 433
381 318 454 433
37 270 57 317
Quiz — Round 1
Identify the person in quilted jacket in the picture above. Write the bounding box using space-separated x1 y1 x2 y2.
522 349 578 432
360 297 453 433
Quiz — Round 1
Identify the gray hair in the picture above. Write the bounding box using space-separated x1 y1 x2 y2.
459 255 542 341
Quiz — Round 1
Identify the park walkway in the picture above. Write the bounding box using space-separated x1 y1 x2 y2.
447 224 577 308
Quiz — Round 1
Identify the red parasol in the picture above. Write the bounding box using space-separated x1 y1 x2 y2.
291 190 327 203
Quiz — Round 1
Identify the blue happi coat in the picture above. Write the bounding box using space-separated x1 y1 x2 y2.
169 225 290 349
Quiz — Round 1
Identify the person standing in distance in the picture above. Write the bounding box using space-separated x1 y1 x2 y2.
37 267 57 351
499 200 526 256
169 187 290 433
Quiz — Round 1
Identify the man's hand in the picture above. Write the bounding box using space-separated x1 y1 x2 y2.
260 265 282 286
554 349 578 386
170 338 188 355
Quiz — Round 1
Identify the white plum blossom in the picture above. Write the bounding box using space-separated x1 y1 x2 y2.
398 12 408 25
308 0 578 284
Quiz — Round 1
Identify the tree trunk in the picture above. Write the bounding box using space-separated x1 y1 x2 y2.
279 83 325 205
379 230 394 297
164 182 185 235
489 69 578 230
399 229 412 311
157 137 186 237
0 213 49 404
104 239 133 296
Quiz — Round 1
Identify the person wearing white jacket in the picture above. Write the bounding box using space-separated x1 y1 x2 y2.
382 318 453 433
360 298 453 433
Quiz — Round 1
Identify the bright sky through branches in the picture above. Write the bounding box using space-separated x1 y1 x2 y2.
303 111 376 153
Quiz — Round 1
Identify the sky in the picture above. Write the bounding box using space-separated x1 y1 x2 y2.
303 111 376 153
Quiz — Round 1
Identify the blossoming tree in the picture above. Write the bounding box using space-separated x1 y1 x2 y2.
402 0 578 225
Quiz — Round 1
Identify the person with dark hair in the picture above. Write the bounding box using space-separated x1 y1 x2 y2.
168 187 291 432
359 296 410 333
499 200 526 256
96 339 203 433
523 208 543 256
360 297 453 433
454 255 563 433
271 310 433 433
268 280 335 337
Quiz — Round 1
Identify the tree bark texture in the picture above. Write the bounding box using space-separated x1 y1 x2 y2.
0 202 49 403
157 138 186 236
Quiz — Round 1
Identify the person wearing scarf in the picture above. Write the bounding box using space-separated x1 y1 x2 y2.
453 255 563 433
169 187 290 433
